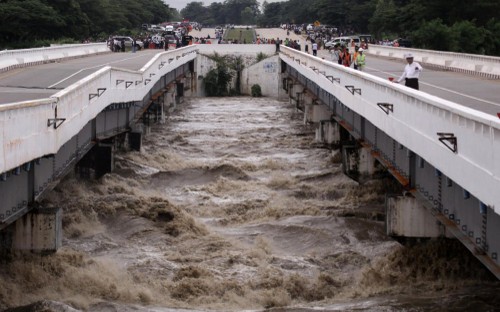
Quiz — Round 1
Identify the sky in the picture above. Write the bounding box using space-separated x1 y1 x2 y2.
166 0 286 11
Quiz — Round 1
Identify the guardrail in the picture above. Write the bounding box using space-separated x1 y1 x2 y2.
0 43 110 72
0 45 198 175
367 45 500 79
280 46 500 215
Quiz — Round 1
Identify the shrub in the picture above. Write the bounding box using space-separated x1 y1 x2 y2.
256 52 268 62
251 84 262 97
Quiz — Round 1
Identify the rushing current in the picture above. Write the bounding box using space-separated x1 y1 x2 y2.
0 96 499 312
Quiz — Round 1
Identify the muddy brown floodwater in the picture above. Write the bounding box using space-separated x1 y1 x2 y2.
1 97 499 312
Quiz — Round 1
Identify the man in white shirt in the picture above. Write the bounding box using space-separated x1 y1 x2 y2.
312 41 318 56
395 53 422 90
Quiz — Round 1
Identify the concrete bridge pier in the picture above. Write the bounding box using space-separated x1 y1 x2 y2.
342 145 377 181
386 195 451 239
76 143 115 179
316 120 341 145
289 83 304 110
129 124 143 152
11 207 62 253
304 97 330 124
165 84 177 114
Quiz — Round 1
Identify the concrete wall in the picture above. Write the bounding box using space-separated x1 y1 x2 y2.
194 44 280 97
242 55 281 97
13 208 62 252
386 196 450 238
0 43 110 72
367 45 500 79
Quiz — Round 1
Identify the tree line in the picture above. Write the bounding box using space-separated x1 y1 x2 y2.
181 0 500 56
0 0 177 48
1 0 499 56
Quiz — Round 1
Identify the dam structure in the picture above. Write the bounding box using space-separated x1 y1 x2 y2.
0 41 499 279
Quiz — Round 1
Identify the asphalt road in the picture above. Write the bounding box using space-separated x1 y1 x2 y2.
1 28 499 117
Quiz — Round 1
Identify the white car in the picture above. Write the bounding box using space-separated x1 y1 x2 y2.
110 36 144 51
325 37 350 48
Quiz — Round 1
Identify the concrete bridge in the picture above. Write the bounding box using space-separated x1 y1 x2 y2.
0 41 499 279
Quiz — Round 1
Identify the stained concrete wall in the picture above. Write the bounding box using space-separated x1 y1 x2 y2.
195 51 283 98
386 196 452 238
241 55 283 98
13 208 62 252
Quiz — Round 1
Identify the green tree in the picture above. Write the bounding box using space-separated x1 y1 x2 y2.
224 0 260 25
450 20 487 54
181 2 209 23
260 1 284 27
241 7 255 25
484 18 500 56
411 19 454 51
204 53 233 96
0 0 64 44
209 2 226 26
369 0 398 39
281 0 316 24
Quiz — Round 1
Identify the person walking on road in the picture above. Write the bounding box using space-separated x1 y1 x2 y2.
330 45 340 63
312 41 318 56
352 46 360 69
394 53 422 90
341 46 351 67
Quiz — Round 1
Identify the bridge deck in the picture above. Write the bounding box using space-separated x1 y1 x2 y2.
1 43 499 118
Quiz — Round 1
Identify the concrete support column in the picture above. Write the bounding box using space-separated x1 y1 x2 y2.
358 146 376 177
13 207 62 252
342 145 376 180
316 120 340 145
76 143 114 179
166 85 177 113
289 84 302 108
94 144 114 178
386 196 451 238
128 131 142 152
176 80 184 104
303 95 315 124
311 103 331 123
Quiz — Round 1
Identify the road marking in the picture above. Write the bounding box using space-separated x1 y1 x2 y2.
369 67 500 108
48 54 149 89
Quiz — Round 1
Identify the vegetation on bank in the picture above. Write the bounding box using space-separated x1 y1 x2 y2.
0 0 177 49
1 0 499 56
182 0 500 56
203 52 272 97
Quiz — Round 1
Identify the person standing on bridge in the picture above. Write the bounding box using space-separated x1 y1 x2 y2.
355 48 366 71
395 53 422 90
312 41 318 56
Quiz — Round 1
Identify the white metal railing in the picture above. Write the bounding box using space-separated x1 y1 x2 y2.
367 45 500 78
0 45 198 175
0 43 110 72
281 46 500 215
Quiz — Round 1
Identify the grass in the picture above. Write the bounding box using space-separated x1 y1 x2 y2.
223 28 256 44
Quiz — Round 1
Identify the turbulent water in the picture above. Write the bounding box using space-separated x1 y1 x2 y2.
1 97 499 312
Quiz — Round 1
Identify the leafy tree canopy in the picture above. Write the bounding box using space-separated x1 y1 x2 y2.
0 0 175 48
2 0 500 55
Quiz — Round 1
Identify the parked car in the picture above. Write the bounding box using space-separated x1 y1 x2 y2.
110 36 144 51
325 36 351 48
